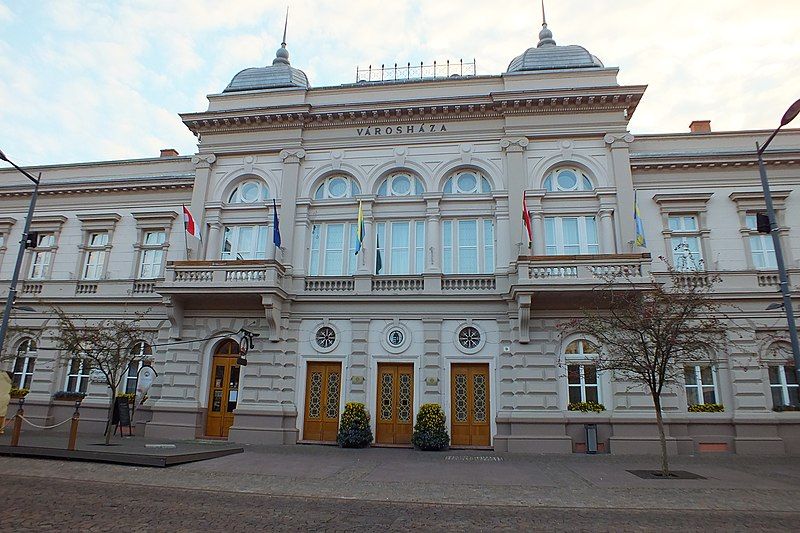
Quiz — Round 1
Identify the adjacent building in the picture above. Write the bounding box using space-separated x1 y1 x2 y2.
2 20 799 454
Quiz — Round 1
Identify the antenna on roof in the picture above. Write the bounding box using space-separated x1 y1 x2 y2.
541 0 547 26
282 6 289 47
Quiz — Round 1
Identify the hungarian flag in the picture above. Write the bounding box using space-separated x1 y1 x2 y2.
182 205 201 240
522 195 533 247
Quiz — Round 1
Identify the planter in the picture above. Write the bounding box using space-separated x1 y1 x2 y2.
52 392 86 403
10 388 29 399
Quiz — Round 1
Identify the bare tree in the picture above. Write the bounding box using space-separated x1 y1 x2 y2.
52 307 150 445
561 260 727 476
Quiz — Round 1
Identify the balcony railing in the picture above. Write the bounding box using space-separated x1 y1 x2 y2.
160 260 285 293
517 254 652 288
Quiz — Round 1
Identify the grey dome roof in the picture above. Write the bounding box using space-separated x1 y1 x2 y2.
223 43 309 92
506 23 603 73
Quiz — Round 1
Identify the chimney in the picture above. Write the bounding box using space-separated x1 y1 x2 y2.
689 120 711 134
160 148 179 157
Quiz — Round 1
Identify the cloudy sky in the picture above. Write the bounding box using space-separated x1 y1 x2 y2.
0 0 798 167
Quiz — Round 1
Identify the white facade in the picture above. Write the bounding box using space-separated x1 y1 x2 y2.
2 22 799 454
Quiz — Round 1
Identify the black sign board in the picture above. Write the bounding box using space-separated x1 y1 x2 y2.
112 397 132 436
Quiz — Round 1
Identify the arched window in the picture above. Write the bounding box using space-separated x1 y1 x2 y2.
377 173 425 197
443 170 492 195
543 167 594 192
228 179 270 204
564 339 600 405
314 175 361 200
125 340 153 394
13 338 37 389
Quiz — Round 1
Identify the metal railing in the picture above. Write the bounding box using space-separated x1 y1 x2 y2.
356 59 476 83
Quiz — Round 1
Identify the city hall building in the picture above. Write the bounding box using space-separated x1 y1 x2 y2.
2 21 799 455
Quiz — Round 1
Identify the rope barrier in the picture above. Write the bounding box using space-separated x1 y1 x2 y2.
18 415 74 430
2 417 16 429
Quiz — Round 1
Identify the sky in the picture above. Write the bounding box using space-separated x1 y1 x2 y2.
0 0 798 167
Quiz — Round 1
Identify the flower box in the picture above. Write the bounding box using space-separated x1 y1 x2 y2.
10 387 29 399
52 391 86 403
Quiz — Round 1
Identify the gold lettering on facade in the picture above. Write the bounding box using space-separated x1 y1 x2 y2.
356 124 448 136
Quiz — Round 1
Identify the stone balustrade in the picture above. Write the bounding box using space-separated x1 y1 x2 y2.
518 253 652 288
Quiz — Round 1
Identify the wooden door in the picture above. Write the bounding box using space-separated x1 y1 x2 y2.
303 362 342 442
376 363 414 445
450 363 490 447
205 340 241 438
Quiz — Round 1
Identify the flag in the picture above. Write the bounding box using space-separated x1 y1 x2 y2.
522 195 533 247
182 205 201 240
634 192 646 247
376 233 383 274
354 200 365 255
272 199 281 247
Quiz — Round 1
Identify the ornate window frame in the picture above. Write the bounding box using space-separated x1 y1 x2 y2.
313 323 340 354
75 214 121 281
25 215 67 280
653 193 713 270
131 211 177 279
729 190 792 270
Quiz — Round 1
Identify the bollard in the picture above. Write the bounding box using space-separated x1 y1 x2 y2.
10 406 23 447
67 401 81 451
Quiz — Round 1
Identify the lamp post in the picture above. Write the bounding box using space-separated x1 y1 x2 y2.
0 150 41 357
756 98 800 384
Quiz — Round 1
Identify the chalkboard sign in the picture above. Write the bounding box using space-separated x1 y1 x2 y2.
112 397 132 436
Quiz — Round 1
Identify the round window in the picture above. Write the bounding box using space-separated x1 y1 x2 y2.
315 326 336 349
387 329 405 347
457 172 477 192
556 170 578 190
328 178 347 198
458 326 481 349
391 175 411 195
240 181 260 202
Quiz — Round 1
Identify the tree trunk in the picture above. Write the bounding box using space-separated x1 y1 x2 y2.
653 394 670 476
104 385 116 446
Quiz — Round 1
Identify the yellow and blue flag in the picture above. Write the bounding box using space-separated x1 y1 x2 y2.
355 200 365 255
634 192 646 247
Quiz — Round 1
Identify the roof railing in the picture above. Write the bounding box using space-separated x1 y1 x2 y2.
355 59 476 83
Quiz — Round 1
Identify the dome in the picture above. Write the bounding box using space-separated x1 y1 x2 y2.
223 43 309 92
506 23 604 73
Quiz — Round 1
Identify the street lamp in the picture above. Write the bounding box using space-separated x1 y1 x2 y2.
0 149 41 357
756 98 800 385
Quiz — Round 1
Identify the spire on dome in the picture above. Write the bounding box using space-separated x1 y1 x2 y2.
273 6 291 66
537 0 556 48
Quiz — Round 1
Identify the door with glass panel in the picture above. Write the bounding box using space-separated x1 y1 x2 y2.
375 363 414 445
450 363 490 447
205 340 241 438
303 362 342 442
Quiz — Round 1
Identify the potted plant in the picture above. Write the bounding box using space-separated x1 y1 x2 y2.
117 392 136 404
336 402 373 448
411 403 450 451
10 387 29 399
688 403 724 413
567 401 606 413
52 391 86 403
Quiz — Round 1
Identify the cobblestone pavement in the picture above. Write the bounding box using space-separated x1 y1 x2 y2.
2 474 799 532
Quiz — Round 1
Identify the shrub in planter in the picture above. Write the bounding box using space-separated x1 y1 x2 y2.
411 403 449 451
117 392 136 404
568 401 606 413
10 387 29 399
337 402 373 448
688 403 724 413
52 391 86 402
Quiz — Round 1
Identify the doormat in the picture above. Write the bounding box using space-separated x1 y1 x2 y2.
627 470 706 480
445 455 503 462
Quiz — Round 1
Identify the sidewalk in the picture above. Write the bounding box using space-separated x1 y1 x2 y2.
1 441 799 512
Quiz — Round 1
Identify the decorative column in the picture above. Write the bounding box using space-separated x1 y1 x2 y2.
424 195 441 273
494 195 510 272
279 148 306 273
355 199 374 294
188 154 216 260
604 133 635 251
526 191 546 256
205 213 222 260
598 208 615 254
292 201 311 275
500 137 530 269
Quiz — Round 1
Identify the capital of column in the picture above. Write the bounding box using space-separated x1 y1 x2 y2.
500 137 530 153
603 132 635 148
280 148 306 163
190 153 217 169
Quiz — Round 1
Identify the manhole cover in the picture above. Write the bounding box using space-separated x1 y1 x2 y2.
445 455 503 462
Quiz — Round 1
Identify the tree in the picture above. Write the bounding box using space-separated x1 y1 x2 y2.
52 308 150 445
562 260 727 476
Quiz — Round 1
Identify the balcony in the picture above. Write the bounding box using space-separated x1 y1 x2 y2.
159 260 286 295
517 253 652 290
13 279 163 301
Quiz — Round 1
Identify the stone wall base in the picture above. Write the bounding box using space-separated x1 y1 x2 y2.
228 408 299 445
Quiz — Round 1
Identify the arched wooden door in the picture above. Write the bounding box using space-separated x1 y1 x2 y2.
205 339 241 438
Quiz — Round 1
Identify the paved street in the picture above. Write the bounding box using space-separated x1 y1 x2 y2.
2 474 799 532
2 442 800 530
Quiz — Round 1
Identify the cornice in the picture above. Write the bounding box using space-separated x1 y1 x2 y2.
0 176 194 198
181 86 645 137
630 150 800 172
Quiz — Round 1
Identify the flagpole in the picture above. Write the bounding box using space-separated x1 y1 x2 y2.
182 204 189 260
